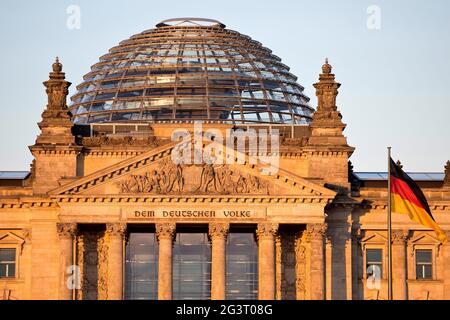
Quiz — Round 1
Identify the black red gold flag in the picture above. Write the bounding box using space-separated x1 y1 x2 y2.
390 158 447 244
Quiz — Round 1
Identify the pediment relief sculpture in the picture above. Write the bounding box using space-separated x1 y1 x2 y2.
116 159 269 195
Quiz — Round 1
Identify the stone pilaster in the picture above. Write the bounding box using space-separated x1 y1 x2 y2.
156 223 176 300
444 231 450 299
106 223 127 300
57 222 77 300
209 223 229 300
305 223 327 300
256 223 278 300
391 229 409 300
295 233 307 300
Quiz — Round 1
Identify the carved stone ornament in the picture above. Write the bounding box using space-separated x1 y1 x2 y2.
280 137 309 147
208 223 229 240
156 223 176 241
116 159 269 195
305 223 328 241
444 161 450 187
391 230 409 245
105 223 127 238
81 135 163 148
41 57 71 120
22 229 32 244
56 223 77 239
256 223 279 240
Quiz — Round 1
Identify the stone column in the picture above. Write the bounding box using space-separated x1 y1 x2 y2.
156 223 176 300
305 223 327 300
392 230 409 300
257 223 278 300
209 223 229 300
56 223 77 300
106 223 127 300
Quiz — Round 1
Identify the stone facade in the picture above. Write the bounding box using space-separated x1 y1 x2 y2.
0 59 449 300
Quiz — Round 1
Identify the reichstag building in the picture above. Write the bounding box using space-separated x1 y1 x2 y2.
0 18 449 300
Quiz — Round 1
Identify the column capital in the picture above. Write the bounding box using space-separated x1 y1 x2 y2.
106 223 127 238
57 222 77 239
391 229 409 245
156 223 176 241
208 223 229 241
256 223 279 241
305 223 328 241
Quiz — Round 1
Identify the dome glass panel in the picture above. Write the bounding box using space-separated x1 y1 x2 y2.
70 18 313 125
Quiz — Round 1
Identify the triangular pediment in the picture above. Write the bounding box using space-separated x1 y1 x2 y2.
50 140 336 199
361 232 387 245
0 232 24 245
410 233 441 245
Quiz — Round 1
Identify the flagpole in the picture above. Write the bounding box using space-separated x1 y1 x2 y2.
387 147 393 300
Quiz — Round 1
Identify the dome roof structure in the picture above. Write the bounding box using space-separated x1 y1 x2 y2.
70 18 313 125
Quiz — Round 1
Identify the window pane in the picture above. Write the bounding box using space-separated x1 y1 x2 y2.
416 249 433 280
366 249 382 277
125 232 158 300
0 248 16 278
416 250 432 263
173 232 211 300
226 232 258 300
366 249 382 263
0 248 15 261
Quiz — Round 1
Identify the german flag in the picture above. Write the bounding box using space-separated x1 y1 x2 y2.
390 158 448 244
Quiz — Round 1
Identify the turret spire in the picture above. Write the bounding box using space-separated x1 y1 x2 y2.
309 58 347 138
32 57 74 145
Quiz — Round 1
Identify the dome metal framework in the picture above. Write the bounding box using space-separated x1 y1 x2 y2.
70 18 313 125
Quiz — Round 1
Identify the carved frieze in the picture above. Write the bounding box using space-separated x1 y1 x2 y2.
76 230 108 300
295 233 307 300
116 159 269 195
276 232 297 300
280 137 308 147
81 135 163 148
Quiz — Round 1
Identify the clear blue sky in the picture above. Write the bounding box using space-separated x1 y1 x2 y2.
0 0 449 172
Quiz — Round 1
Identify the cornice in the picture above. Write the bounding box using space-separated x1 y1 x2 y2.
0 198 57 209
51 194 335 204
358 199 449 211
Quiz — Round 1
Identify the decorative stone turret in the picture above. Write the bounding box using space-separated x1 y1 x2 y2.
29 58 81 194
308 59 349 147
444 161 450 188
304 59 354 190
35 57 74 145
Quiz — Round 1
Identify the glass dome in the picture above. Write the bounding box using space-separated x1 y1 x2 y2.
70 18 313 125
